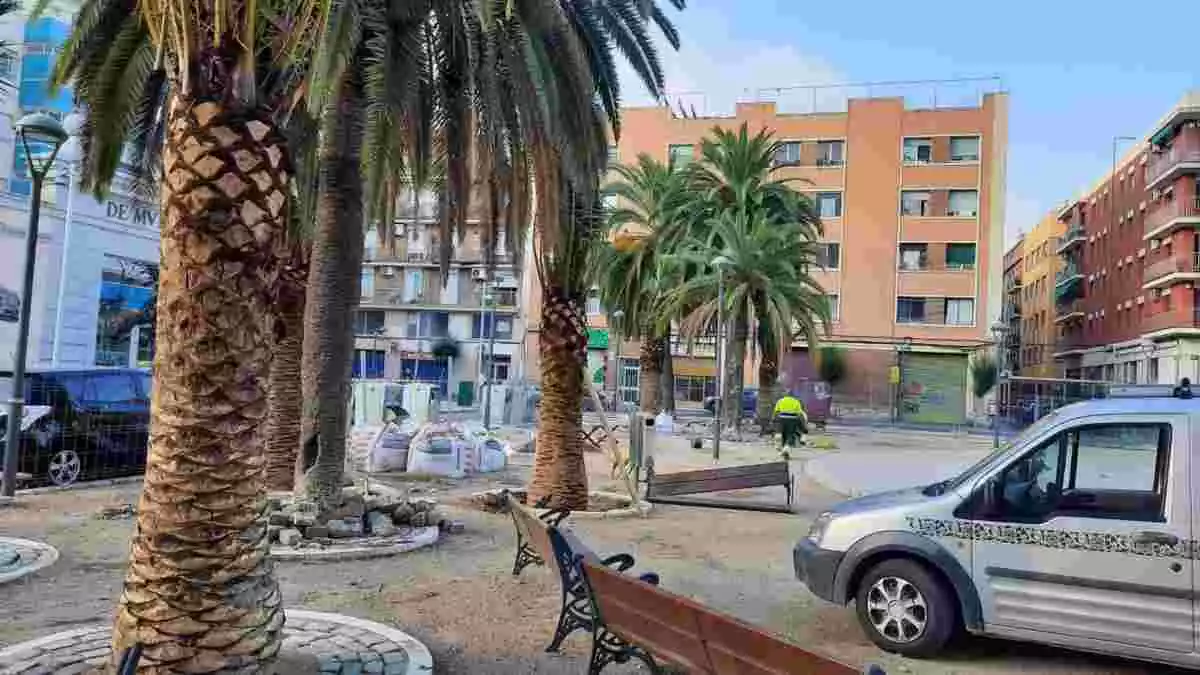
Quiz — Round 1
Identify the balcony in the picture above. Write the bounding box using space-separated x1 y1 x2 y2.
1141 308 1200 336
1142 252 1200 289
1054 333 1089 357
1056 224 1086 254
1144 196 1200 240
1146 128 1200 190
1053 299 1085 324
1054 264 1084 302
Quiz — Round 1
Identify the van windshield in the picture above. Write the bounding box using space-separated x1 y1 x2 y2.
927 409 1063 495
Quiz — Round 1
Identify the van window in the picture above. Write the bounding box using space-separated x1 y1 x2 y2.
974 423 1170 523
89 374 138 404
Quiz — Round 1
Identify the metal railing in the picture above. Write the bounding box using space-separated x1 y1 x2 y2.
1143 250 1200 284
1147 130 1200 185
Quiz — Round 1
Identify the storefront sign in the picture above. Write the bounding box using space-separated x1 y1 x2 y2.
106 200 159 228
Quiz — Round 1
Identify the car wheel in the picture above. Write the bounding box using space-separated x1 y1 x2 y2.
855 558 956 658
47 449 82 486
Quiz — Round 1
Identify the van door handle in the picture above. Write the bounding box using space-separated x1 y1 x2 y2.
1133 531 1179 546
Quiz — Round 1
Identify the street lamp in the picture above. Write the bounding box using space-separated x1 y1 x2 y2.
991 321 1009 449
611 309 625 411
711 254 732 461
3 113 68 497
51 112 84 367
481 290 496 429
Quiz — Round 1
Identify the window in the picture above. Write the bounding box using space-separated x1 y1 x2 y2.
1125 361 1138 384
360 269 375 299
945 243 977 269
353 310 386 335
352 350 386 379
825 294 840 322
404 269 423 302
472 313 513 340
96 257 157 367
949 136 980 162
898 243 928 270
901 191 930 216
948 190 979 217
601 194 618 213
945 298 975 326
668 144 694 165
0 51 15 80
816 192 842 218
773 142 801 166
586 289 602 315
896 297 926 323
974 424 1170 523
483 354 512 381
674 375 716 403
1150 358 1160 384
816 140 844 166
815 242 840 269
902 138 933 164
408 311 448 337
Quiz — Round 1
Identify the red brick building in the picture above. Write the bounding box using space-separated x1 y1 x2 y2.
1056 92 1200 383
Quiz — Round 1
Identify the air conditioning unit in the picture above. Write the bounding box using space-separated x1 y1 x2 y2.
472 268 488 281
382 266 395 277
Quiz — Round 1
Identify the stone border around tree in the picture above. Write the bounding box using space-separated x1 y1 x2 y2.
470 488 652 519
0 609 433 674
0 537 59 585
271 525 440 561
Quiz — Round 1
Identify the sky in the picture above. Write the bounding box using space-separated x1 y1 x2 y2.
616 0 1199 246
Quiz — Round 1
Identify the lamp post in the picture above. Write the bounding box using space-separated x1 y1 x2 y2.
482 290 495 429
51 112 83 367
991 321 1008 449
3 113 68 497
711 255 732 461
611 309 625 412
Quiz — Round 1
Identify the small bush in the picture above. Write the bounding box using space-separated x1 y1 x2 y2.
817 346 847 385
971 354 998 398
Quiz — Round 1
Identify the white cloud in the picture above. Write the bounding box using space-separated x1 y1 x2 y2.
617 6 843 116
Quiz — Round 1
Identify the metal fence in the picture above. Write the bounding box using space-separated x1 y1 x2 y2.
996 376 1111 430
4 414 147 488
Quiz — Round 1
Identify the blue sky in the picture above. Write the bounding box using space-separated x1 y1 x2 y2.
619 0 1198 245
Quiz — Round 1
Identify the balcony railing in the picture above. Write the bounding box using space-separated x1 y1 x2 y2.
1145 196 1200 237
1143 251 1200 284
1057 224 1086 252
1141 309 1200 334
1147 133 1200 186
1054 299 1085 323
1055 263 1083 287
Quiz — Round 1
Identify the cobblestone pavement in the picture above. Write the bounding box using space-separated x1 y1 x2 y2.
0 538 58 585
0 610 431 674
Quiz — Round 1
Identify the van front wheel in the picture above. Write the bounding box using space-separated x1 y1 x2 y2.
854 559 955 658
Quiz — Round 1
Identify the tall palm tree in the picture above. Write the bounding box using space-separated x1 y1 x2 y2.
48 0 327 667
688 123 823 429
661 208 830 436
593 154 691 412
294 0 686 507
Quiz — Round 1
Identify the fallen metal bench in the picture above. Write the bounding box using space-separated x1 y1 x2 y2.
645 460 793 513
575 556 877 675
507 494 648 652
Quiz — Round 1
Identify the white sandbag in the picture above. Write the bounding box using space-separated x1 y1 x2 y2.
474 437 508 473
406 422 466 477
369 420 416 472
654 410 674 434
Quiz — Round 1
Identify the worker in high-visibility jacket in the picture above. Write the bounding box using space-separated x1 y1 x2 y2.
773 393 808 447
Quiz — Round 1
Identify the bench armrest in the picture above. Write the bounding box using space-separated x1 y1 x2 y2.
600 553 636 572
638 572 660 586
538 508 571 527
863 665 886 675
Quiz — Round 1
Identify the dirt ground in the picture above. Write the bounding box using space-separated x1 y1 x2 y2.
0 431 1183 674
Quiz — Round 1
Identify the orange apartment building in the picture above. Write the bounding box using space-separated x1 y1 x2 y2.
1004 212 1065 378
523 88 1009 423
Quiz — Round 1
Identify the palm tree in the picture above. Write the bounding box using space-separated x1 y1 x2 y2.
48 0 327 667
687 123 824 429
293 0 686 508
661 209 829 436
594 154 691 413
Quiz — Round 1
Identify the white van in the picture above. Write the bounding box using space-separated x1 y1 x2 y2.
794 385 1200 669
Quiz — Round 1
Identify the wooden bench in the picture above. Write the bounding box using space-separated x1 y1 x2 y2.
645 461 793 513
507 495 646 652
576 557 877 675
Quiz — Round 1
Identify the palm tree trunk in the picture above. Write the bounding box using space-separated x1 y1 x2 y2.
660 327 676 414
527 285 589 510
265 242 307 491
757 354 779 435
724 310 748 433
110 96 285 671
299 55 365 511
637 331 665 413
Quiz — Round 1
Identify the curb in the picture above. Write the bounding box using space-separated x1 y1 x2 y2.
16 475 144 496
0 537 59 585
272 526 440 562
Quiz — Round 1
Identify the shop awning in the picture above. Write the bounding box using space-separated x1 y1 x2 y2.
587 328 609 350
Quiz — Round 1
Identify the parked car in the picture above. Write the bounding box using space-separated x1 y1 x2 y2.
0 368 151 486
793 384 1200 669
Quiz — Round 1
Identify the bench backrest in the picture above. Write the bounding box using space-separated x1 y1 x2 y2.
696 609 857 675
508 497 557 563
649 461 790 498
579 558 714 674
